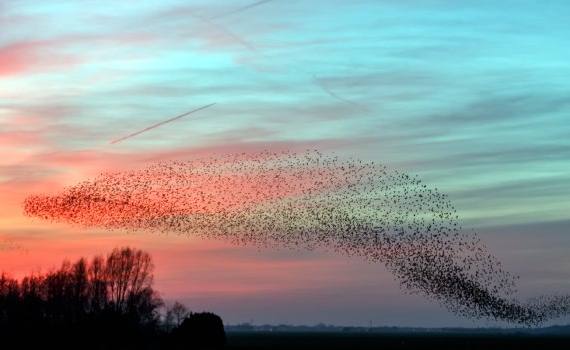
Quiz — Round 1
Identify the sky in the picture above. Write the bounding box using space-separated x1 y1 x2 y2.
1 0 569 327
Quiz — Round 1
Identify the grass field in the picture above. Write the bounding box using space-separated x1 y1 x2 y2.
226 331 570 350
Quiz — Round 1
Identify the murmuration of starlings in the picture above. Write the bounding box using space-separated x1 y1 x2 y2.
23 150 570 325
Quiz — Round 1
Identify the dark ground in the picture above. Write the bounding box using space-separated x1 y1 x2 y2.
226 331 570 350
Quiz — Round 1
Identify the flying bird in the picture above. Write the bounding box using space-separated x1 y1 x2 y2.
110 103 216 145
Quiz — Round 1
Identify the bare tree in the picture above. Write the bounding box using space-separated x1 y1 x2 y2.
164 308 175 332
169 301 189 327
105 247 154 313
88 255 107 312
70 258 89 320
0 247 166 347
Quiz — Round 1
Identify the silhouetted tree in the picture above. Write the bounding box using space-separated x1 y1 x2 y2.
0 247 164 348
87 255 108 313
173 312 226 350
0 247 225 349
165 306 176 332
170 301 189 327
105 247 155 314
0 273 19 324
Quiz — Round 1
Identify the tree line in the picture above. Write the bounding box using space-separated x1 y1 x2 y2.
0 247 225 349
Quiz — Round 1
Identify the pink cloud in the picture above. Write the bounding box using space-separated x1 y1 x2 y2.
0 40 83 77
0 41 83 78
0 30 156 78
0 137 373 192
29 137 366 167
0 130 42 146
0 42 39 76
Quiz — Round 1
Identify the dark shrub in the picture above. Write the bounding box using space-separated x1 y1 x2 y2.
173 312 226 350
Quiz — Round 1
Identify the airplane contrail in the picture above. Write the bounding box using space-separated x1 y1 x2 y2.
206 1 362 109
312 75 366 109
110 103 216 145
210 0 274 20
191 13 257 51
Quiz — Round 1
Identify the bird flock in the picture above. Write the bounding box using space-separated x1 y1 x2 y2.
23 150 569 325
